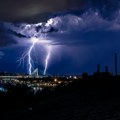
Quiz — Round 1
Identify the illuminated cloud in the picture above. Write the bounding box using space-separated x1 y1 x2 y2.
3 10 120 47
46 12 120 45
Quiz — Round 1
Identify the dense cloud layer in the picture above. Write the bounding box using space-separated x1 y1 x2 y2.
0 0 84 22
46 12 120 45
3 10 120 47
0 0 119 22
0 0 120 47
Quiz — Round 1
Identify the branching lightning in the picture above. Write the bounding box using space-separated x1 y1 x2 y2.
28 40 36 75
18 37 52 76
44 46 51 75
14 19 57 76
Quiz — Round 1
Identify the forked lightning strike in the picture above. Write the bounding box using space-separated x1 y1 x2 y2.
18 37 52 76
28 39 36 75
16 19 56 76
44 46 51 75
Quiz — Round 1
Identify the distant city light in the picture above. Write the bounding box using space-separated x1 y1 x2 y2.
54 78 58 82
0 87 7 92
73 76 77 79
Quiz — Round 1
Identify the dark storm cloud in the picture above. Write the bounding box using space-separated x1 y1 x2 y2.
3 8 120 47
0 33 17 47
0 0 84 22
0 0 119 22
89 0 120 19
0 23 18 47
1 0 120 47
43 12 120 46
9 30 27 38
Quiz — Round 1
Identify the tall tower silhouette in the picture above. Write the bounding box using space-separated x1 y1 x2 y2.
97 64 100 73
31 68 38 77
115 53 118 76
105 66 108 73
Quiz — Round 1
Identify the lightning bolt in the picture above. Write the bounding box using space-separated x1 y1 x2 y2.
18 37 52 76
18 37 37 75
28 40 36 75
44 46 51 75
9 18 57 76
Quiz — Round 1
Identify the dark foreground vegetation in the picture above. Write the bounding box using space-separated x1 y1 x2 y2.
1 76 120 120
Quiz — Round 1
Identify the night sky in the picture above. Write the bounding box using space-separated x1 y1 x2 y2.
0 0 120 75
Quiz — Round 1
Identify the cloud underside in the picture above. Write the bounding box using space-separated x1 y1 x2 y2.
0 0 120 47
0 0 119 22
0 0 84 22
2 11 120 47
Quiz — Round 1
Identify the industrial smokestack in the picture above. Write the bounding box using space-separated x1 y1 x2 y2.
115 53 118 76
97 64 100 73
105 66 108 73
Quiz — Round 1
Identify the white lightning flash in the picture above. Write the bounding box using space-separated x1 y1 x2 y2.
28 40 36 75
44 46 51 75
18 37 38 75
18 37 52 75
16 18 56 76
